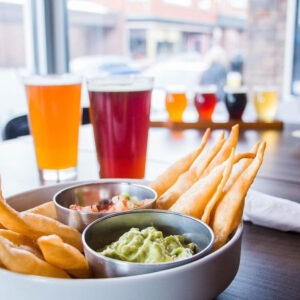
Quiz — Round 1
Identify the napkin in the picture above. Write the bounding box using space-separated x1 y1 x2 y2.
243 190 300 233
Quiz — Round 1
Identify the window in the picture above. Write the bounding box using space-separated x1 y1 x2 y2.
163 0 192 7
227 0 247 9
198 0 211 11
291 0 300 96
0 0 294 126
0 0 27 131
129 29 147 59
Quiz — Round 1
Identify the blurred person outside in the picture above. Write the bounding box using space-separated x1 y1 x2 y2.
227 50 244 88
200 28 228 102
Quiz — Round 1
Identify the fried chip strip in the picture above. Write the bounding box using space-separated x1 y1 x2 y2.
27 201 57 220
223 142 260 194
201 149 235 225
201 149 257 225
149 128 211 197
169 151 255 218
0 200 82 252
0 229 42 259
0 199 37 238
0 180 5 229
38 235 90 278
211 142 266 251
0 236 69 278
202 124 239 177
0 229 37 249
192 131 225 178
156 132 225 209
169 158 228 218
19 212 83 252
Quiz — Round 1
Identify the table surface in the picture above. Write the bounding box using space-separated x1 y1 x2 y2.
0 124 299 299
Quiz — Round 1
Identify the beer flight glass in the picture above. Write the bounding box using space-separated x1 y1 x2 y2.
88 76 153 179
224 86 248 120
25 74 82 183
253 86 278 122
194 85 217 121
165 85 188 122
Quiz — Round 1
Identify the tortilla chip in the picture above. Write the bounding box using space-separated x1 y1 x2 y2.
0 200 36 238
27 201 57 220
202 124 239 177
20 212 83 252
149 128 210 197
169 160 227 218
38 235 90 278
156 132 225 209
0 236 69 278
0 199 82 252
211 142 266 250
223 142 260 194
201 149 235 224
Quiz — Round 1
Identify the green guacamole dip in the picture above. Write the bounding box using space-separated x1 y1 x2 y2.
99 226 196 263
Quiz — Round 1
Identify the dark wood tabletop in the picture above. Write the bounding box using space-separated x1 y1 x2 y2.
0 124 299 299
148 124 300 300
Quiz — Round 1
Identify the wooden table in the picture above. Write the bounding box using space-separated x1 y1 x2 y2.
0 124 299 299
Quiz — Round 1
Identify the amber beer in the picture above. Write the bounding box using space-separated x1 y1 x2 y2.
25 75 82 182
165 86 188 122
253 86 278 122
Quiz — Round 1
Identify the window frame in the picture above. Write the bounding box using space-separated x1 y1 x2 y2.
283 0 298 100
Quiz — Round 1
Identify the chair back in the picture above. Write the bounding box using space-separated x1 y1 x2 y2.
2 115 30 140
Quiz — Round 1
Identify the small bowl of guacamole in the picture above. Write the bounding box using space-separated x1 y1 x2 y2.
99 226 197 263
82 210 214 278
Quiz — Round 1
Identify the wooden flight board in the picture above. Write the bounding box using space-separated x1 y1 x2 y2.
150 120 284 131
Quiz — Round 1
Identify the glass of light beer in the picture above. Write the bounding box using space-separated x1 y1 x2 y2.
165 85 188 122
25 74 82 183
253 86 278 122
88 76 153 179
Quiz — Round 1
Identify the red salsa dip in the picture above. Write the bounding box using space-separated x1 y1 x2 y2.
69 193 151 213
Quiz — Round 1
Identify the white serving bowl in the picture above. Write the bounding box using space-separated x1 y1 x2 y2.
0 180 243 300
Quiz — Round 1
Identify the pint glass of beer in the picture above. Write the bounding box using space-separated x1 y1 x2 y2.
165 85 188 122
25 74 82 183
88 76 153 179
253 86 278 122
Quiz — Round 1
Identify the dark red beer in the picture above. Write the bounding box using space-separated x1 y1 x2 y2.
88 77 152 178
194 86 217 121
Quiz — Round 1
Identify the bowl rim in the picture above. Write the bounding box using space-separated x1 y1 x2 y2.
0 225 243 283
1 180 243 283
53 181 157 216
82 209 215 267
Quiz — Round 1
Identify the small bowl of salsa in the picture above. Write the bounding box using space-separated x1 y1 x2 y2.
53 181 157 232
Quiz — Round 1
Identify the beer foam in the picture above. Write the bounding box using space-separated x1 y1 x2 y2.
253 85 277 92
24 74 82 86
194 85 217 94
224 86 248 94
165 85 186 93
88 76 153 92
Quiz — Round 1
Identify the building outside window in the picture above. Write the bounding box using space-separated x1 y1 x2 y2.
0 0 300 135
291 0 300 96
